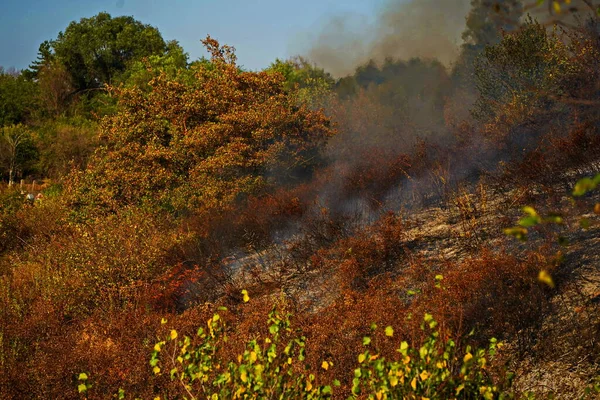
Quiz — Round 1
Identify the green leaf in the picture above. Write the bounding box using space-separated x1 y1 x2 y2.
399 341 409 356
573 177 596 197
518 216 540 228
385 326 394 337
363 336 371 346
580 218 591 229
352 377 361 394
544 214 563 224
504 226 528 241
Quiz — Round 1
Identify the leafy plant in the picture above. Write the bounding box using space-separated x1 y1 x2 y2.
150 293 336 399
351 314 508 399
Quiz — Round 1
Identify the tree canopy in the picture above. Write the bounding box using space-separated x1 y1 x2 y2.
0 68 39 125
44 12 168 91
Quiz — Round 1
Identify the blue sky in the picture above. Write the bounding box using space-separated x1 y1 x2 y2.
0 0 387 71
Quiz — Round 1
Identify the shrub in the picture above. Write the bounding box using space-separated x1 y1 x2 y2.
91 295 516 399
149 297 336 399
351 314 507 399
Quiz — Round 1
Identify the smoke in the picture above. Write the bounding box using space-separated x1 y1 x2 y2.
300 0 472 77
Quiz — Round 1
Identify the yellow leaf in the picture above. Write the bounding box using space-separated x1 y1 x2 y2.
463 352 473 362
321 361 329 370
241 289 250 303
376 391 383 400
522 206 538 217
153 366 160 375
553 1 561 13
170 330 178 340
240 371 247 383
411 377 417 390
456 384 465 395
154 343 162 352
420 370 429 381
385 326 394 337
538 270 555 288
358 354 366 363
389 376 398 387
400 341 409 354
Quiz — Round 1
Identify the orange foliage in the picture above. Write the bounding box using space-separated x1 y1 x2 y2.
66 36 332 217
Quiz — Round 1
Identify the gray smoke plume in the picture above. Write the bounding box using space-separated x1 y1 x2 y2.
299 0 472 77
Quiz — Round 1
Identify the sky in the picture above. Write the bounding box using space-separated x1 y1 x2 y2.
0 0 388 71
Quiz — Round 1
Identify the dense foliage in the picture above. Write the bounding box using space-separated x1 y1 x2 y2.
67 37 331 217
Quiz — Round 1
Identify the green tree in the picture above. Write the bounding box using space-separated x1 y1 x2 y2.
0 68 39 125
453 0 523 90
24 40 54 80
267 57 335 108
50 12 168 92
473 19 569 124
118 40 189 89
462 0 523 52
